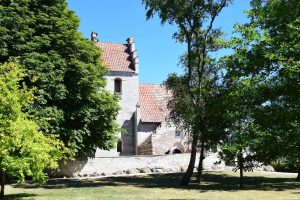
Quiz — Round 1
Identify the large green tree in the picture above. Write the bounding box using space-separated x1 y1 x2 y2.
218 77 268 188
0 62 69 199
166 55 227 184
0 0 120 155
142 0 232 185
224 0 300 180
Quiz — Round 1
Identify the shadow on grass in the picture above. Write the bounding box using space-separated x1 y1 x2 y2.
13 171 300 193
4 193 37 200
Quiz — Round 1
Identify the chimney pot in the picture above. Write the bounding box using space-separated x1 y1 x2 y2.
127 36 134 44
91 32 98 42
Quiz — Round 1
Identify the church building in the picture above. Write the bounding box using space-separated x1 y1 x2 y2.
91 32 190 156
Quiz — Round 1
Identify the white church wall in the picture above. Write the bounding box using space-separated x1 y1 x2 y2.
95 71 139 157
55 153 223 177
137 123 158 146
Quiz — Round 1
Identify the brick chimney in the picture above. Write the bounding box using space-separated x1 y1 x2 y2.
127 36 139 74
91 32 98 42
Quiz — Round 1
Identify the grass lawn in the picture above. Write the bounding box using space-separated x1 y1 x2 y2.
4 170 300 200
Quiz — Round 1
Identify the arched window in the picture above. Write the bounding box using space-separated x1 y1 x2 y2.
114 78 122 93
117 139 123 153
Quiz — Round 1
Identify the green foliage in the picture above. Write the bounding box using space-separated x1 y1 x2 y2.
219 78 261 173
222 0 300 173
0 0 120 155
0 62 69 191
142 0 232 142
142 0 232 185
166 57 227 148
271 158 298 173
165 74 194 132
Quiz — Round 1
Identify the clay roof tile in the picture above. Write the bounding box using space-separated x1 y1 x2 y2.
139 84 171 123
96 42 134 72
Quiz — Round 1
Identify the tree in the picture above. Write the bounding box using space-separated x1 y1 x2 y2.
0 0 120 155
218 77 266 188
166 55 227 184
0 62 69 199
142 0 232 185
223 0 300 180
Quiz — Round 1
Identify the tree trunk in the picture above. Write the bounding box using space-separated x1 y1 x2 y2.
296 167 300 181
239 167 244 188
0 170 5 200
238 154 244 188
180 133 198 186
196 140 205 184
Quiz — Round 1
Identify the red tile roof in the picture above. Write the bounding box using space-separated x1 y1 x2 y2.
139 84 171 123
96 42 134 72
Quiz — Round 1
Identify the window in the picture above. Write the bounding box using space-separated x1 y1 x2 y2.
117 139 123 153
175 130 181 138
114 78 122 93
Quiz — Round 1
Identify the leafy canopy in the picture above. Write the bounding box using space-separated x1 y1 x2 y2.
222 0 300 173
0 62 69 184
142 0 232 185
0 0 120 155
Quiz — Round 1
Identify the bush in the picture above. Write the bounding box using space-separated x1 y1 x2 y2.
271 158 297 173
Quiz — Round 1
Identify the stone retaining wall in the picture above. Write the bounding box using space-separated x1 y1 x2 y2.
55 153 223 178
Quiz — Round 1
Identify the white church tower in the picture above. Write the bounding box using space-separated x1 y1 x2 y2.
92 32 140 156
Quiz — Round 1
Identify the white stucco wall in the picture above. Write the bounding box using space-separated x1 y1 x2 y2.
137 121 190 155
95 71 139 157
106 71 139 122
56 153 223 177
137 123 158 146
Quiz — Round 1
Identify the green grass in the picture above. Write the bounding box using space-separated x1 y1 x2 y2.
5 170 300 200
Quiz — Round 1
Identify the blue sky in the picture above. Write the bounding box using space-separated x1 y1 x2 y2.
67 0 250 84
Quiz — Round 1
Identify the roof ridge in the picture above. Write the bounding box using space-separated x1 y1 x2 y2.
139 83 164 86
97 41 127 45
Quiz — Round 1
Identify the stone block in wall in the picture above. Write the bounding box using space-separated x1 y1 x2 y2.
113 170 126 175
140 167 152 173
126 168 140 174
180 166 188 172
152 168 164 173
